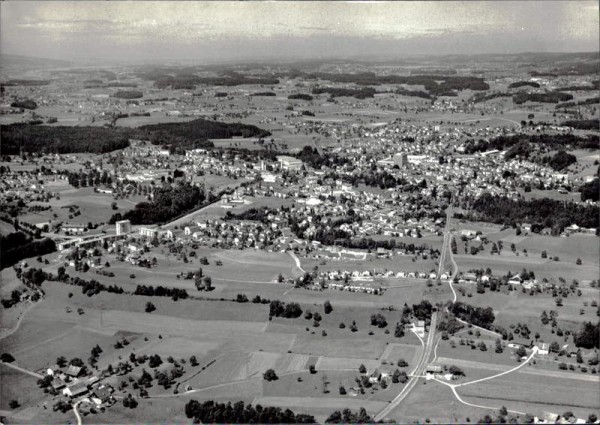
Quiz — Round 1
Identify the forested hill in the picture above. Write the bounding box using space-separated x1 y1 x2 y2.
138 118 271 141
0 119 270 155
456 193 599 235
0 124 132 155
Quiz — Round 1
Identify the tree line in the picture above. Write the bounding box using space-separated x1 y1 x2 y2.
184 400 315 424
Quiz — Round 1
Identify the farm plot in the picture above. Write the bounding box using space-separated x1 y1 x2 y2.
255 396 387 423
387 378 495 424
458 373 600 419
291 335 386 359
0 364 45 412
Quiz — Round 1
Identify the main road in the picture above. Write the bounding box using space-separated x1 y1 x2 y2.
374 312 438 422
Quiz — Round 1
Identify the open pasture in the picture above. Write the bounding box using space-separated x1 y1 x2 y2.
255 396 387 423
458 372 600 419
388 378 488 424
0 364 46 412
454 251 599 282
291 335 386 360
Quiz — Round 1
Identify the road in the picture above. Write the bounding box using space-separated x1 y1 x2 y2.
0 361 44 379
432 348 537 416
374 312 438 422
72 400 83 425
162 200 221 229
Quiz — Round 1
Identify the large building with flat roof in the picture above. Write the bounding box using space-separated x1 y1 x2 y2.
116 219 132 235
276 155 303 171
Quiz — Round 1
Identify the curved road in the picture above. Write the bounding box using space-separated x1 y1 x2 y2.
73 400 83 425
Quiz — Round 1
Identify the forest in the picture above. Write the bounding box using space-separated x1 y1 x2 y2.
561 119 599 130
508 81 541 89
0 124 132 154
463 133 598 155
457 193 599 234
288 93 313 101
312 87 377 99
2 79 50 86
153 74 279 89
313 72 489 96
10 99 38 110
184 400 315 424
111 90 144 99
513 91 573 104
580 178 599 202
1 118 270 155
0 232 56 269
139 118 271 143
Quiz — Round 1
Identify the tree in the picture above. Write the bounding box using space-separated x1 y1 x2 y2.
145 302 156 313
203 276 212 291
56 356 67 367
359 364 367 374
397 359 409 367
339 385 346 395
9 400 19 409
324 300 333 314
309 364 316 374
515 346 527 358
263 369 278 381
549 341 560 353
1 353 15 363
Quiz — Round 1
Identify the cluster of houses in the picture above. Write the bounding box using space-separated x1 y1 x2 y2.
43 365 115 407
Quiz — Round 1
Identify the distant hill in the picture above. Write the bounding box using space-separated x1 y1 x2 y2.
0 54 72 71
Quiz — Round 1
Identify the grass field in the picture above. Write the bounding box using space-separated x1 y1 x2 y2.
458 372 600 419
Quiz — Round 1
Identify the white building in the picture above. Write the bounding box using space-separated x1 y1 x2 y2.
115 220 132 236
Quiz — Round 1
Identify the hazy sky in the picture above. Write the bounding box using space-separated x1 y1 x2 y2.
1 1 598 63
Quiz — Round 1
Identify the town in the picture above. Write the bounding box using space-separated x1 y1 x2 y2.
1 2 599 425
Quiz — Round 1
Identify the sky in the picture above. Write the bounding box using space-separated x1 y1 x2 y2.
1 1 598 63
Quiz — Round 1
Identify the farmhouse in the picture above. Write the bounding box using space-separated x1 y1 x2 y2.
63 382 88 398
65 365 83 378
425 365 443 378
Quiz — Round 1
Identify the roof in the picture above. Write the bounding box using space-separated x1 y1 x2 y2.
66 382 88 396
65 365 82 377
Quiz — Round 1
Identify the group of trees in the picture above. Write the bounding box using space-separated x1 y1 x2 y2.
325 408 371 423
115 182 208 225
269 300 303 319
133 284 189 301
184 400 315 424
0 232 55 269
450 301 495 330
540 151 577 171
574 321 599 349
